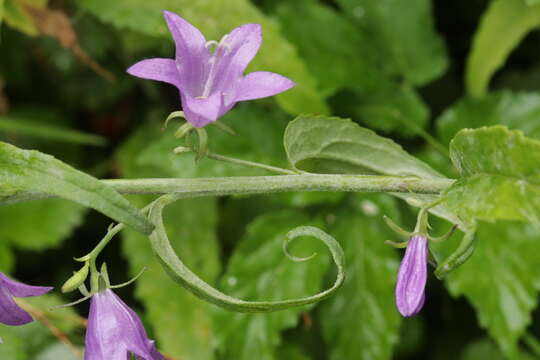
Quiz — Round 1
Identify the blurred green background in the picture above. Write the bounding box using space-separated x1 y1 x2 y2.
2 0 540 359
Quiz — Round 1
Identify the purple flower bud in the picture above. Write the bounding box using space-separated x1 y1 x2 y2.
84 289 164 360
0 272 52 325
127 11 295 128
395 235 428 317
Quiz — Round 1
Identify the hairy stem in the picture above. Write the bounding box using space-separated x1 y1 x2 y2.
1 175 454 204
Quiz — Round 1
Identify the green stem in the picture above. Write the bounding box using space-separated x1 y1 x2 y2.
205 152 299 175
1 175 454 204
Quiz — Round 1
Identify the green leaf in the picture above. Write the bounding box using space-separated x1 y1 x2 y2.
446 126 540 224
0 0 5 26
0 199 86 250
0 241 14 272
0 326 26 360
345 82 429 136
3 0 36 35
0 141 152 234
465 0 540 97
213 211 330 360
0 115 106 146
274 2 429 135
526 0 540 5
35 344 79 360
319 194 401 360
284 115 442 178
274 1 380 97
284 115 463 227
437 91 540 144
118 125 220 360
336 0 448 85
79 0 328 115
461 339 507 360
443 222 540 357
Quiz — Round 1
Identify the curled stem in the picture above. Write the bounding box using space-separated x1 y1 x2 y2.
148 193 346 312
434 227 476 279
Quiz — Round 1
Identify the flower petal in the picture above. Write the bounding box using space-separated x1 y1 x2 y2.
84 290 164 360
127 58 180 88
0 272 52 298
163 10 210 96
181 92 222 127
235 71 295 101
395 235 428 317
210 24 262 94
0 287 33 325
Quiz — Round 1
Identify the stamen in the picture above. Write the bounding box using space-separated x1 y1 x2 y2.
205 40 219 52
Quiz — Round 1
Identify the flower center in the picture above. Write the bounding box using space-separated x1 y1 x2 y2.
199 34 231 99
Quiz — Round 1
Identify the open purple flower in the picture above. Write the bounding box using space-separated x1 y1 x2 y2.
84 289 164 360
127 10 295 128
0 272 52 325
395 235 428 317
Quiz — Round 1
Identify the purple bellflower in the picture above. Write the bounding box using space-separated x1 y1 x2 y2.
0 272 52 325
395 235 428 317
84 289 164 360
127 10 295 128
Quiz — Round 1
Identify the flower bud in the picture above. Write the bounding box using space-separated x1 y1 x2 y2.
395 235 428 317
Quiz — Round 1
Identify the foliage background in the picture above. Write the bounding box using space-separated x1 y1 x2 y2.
1 0 540 359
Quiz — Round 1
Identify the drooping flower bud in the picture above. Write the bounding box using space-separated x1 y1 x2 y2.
84 289 164 360
395 235 428 317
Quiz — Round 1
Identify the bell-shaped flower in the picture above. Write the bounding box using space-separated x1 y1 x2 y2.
0 272 52 325
395 235 428 317
127 10 295 127
84 289 164 360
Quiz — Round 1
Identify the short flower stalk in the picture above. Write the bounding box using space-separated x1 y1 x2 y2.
384 207 457 317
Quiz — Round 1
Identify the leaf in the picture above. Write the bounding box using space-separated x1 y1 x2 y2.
274 1 380 97
437 91 540 144
3 0 38 35
344 82 429 136
3 0 46 35
284 115 442 178
0 199 86 250
446 126 540 224
0 115 106 146
213 211 330 360
35 344 79 360
0 326 26 360
0 141 152 234
319 194 401 360
461 339 506 360
117 125 220 360
443 222 540 357
0 241 14 272
79 0 328 115
0 0 5 26
336 0 448 86
274 2 429 135
284 115 463 227
465 0 540 97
